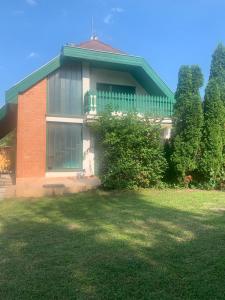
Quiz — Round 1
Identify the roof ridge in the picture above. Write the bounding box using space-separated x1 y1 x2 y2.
72 39 126 54
80 39 124 50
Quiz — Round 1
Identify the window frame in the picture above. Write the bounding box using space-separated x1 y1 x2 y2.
46 122 83 172
47 63 83 118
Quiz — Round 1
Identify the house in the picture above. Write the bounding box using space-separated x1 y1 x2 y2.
0 37 174 197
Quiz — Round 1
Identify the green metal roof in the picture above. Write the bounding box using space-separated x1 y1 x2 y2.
62 46 174 99
5 56 61 103
5 45 174 105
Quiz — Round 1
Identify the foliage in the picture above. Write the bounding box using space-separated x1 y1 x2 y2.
209 43 225 104
171 65 204 181
198 44 225 187
0 131 16 173
200 79 225 185
0 131 15 147
90 113 167 189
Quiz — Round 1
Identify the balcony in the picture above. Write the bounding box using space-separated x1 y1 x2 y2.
85 91 175 118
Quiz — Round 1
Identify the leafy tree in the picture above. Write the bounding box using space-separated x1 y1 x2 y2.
200 79 225 185
90 113 167 189
171 65 204 181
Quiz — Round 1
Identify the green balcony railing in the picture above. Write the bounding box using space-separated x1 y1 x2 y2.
85 91 175 117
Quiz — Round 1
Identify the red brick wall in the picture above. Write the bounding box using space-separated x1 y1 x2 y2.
16 79 47 178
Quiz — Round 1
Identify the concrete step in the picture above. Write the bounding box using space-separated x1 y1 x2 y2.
15 176 101 197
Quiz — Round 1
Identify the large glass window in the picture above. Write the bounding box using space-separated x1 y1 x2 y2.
47 63 82 116
47 123 83 171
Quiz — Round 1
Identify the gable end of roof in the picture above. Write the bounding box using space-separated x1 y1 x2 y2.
5 44 174 104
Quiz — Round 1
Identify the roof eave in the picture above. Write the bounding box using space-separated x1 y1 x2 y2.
5 56 61 103
62 46 174 99
5 46 174 104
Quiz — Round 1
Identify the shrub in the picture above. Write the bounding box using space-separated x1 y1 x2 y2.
90 113 167 189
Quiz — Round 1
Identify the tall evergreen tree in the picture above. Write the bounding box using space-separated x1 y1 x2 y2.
209 43 225 105
171 65 204 180
209 43 225 148
200 79 225 183
200 44 225 185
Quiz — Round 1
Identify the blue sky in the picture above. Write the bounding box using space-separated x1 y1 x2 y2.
0 0 225 106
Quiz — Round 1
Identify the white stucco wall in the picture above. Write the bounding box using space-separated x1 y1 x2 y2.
82 62 90 97
82 63 95 176
90 68 148 95
83 125 95 176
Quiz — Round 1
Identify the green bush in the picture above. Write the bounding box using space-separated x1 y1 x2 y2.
90 113 167 189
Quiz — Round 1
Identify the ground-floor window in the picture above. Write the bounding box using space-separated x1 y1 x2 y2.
47 122 83 171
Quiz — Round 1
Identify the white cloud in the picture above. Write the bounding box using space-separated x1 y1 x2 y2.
27 52 39 59
26 0 38 6
104 7 124 24
104 14 113 24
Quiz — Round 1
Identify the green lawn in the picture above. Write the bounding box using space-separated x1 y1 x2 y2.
1 189 225 299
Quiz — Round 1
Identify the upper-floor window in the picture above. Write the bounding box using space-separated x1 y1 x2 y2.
47 63 82 116
97 83 135 94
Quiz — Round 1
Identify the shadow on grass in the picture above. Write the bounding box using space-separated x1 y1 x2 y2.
1 190 225 299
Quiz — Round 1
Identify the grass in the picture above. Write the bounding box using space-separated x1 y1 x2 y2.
1 189 225 299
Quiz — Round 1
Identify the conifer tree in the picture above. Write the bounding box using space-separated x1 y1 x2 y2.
209 43 225 105
200 79 225 183
171 65 204 180
200 44 225 185
209 43 225 148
